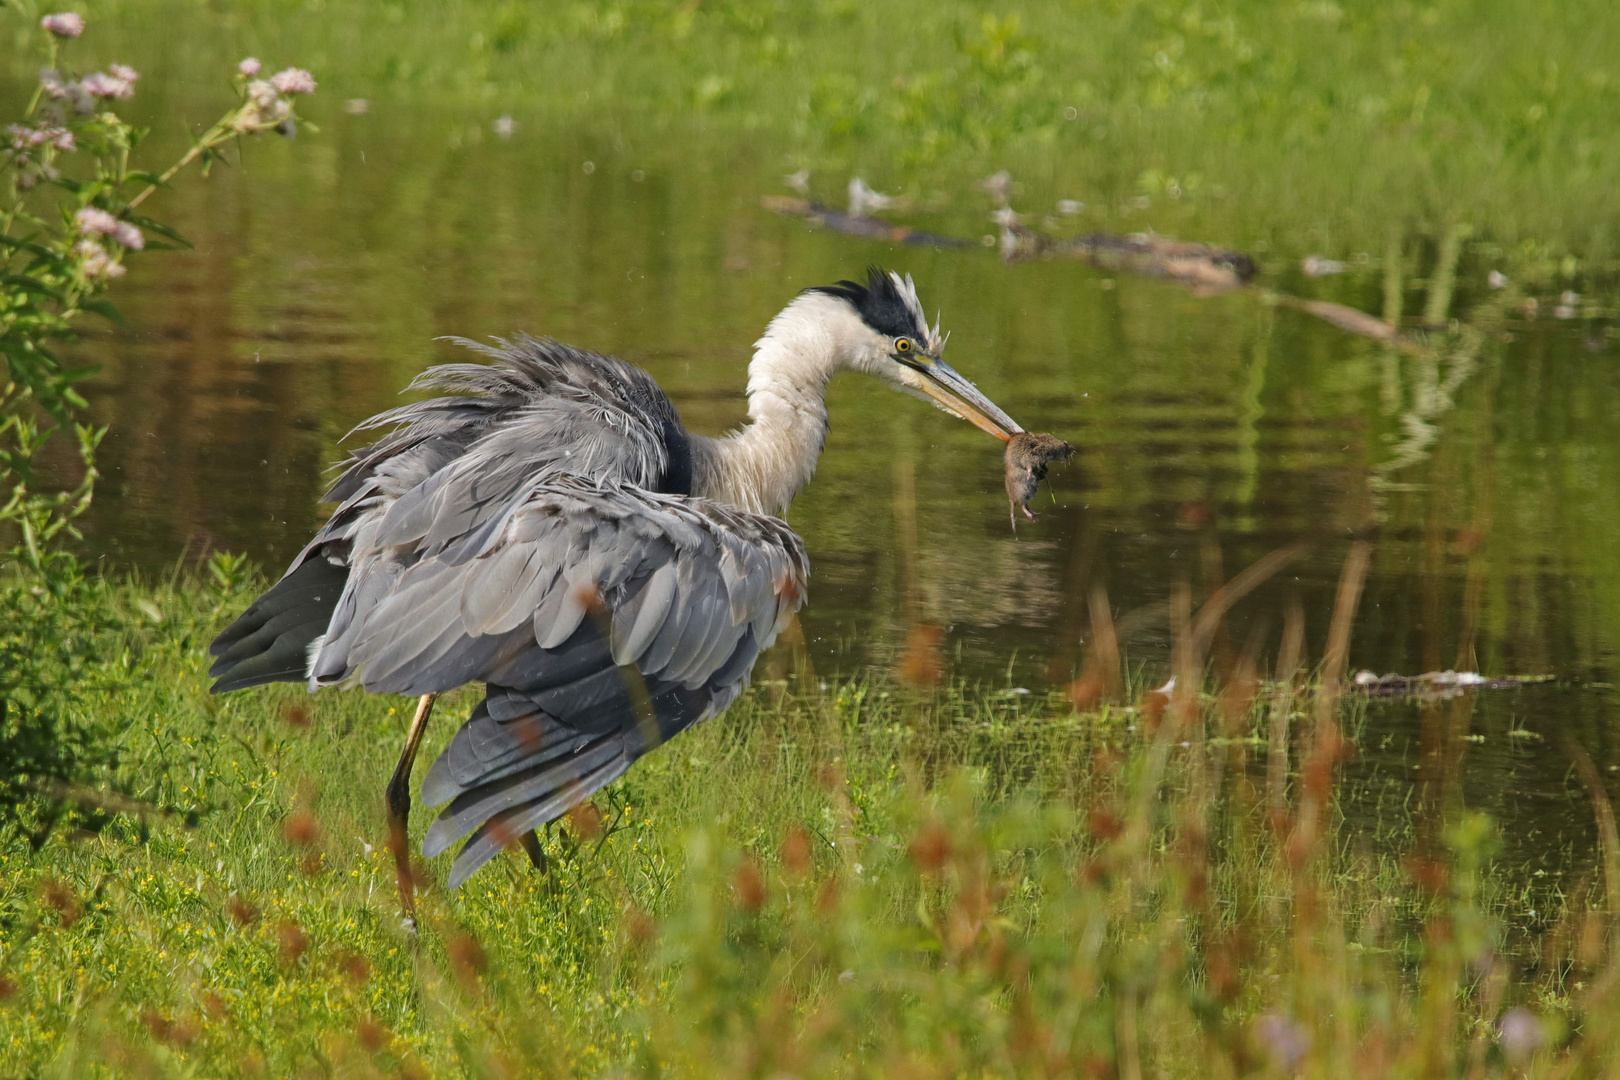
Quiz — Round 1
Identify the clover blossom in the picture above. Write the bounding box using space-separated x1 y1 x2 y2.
40 13 85 38
75 206 120 237
38 67 96 113
246 80 279 110
113 222 145 250
269 68 317 95
73 240 125 279
238 57 262 78
82 67 138 100
6 123 75 153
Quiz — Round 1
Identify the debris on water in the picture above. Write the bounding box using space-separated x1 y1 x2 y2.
1004 433 1074 532
847 177 900 218
782 169 809 195
1274 294 1425 353
1302 255 1346 276
1488 269 1510 289
1350 669 1552 699
761 196 970 248
980 169 1012 207
1050 230 1257 292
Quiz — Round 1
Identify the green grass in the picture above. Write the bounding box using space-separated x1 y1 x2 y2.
1 570 1615 1076
10 0 1620 268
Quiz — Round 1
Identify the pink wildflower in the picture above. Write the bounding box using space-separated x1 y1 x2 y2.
7 123 75 152
108 64 139 84
245 80 278 110
269 68 316 95
40 13 85 38
81 69 136 99
238 57 262 77
75 207 120 237
74 240 124 279
113 222 144 250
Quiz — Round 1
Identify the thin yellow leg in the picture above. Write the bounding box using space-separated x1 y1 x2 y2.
385 692 437 933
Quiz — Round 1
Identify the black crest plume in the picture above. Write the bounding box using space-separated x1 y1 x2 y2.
808 266 927 341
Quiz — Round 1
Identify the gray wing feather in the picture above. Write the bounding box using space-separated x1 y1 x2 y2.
324 474 807 702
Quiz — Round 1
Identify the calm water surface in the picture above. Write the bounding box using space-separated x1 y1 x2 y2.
12 78 1619 905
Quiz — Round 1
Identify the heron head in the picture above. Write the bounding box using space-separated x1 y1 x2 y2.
807 267 1022 442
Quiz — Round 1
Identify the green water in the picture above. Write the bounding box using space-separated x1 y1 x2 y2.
6 1 1620 909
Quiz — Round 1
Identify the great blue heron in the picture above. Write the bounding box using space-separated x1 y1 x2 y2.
208 268 1021 924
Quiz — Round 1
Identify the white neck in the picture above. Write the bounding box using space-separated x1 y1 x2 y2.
692 292 884 517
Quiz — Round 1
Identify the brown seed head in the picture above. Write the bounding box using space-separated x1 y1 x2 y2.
0 975 15 1000
355 1017 391 1052
816 877 841 916
1402 853 1450 897
448 932 488 988
339 951 371 985
1087 806 1123 842
623 906 657 945
566 800 603 841
282 810 320 848
732 859 766 912
41 878 80 928
1068 671 1104 711
276 919 307 966
908 822 952 876
897 624 944 689
780 825 813 877
227 896 259 926
816 762 845 792
282 704 309 729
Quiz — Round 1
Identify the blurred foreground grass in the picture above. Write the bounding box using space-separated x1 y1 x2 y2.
1 566 1616 1077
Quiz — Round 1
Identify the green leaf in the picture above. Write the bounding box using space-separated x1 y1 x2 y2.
127 216 192 249
2 276 65 303
79 300 123 325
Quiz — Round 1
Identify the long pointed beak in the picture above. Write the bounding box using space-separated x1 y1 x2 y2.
913 358 1023 443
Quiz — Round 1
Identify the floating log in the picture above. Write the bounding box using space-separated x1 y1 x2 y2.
766 188 1426 354
1274 294 1425 353
996 217 1256 293
1350 669 1553 699
761 196 970 249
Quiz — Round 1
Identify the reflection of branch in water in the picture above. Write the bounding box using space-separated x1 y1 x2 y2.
1233 306 1274 515
1370 324 1483 506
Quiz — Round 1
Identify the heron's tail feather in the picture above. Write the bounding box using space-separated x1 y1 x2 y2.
207 555 348 693
419 697 633 888
421 680 716 888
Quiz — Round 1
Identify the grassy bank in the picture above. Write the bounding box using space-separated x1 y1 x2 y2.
8 0 1619 267
1 567 1615 1077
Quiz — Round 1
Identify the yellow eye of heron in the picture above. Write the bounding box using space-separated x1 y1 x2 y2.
895 338 912 353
